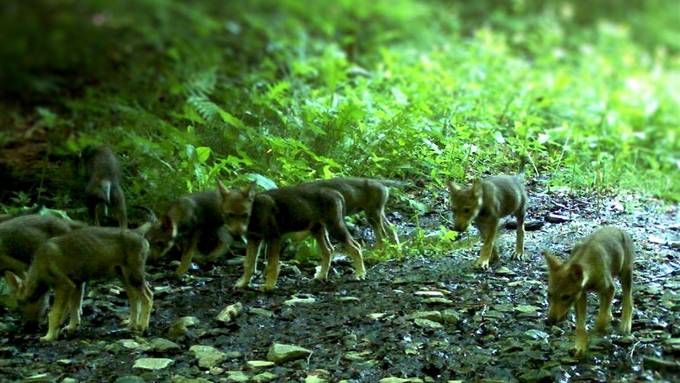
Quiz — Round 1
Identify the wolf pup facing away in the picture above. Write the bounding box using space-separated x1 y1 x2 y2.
218 182 365 292
543 226 634 357
447 175 527 270
145 188 232 275
84 145 127 228
0 215 86 327
5 226 153 341
306 178 399 246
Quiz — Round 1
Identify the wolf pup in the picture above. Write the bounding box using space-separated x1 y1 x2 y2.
543 226 634 357
145 187 232 275
0 215 86 327
218 182 365 292
84 145 127 228
306 178 399 246
5 226 153 341
447 175 527 270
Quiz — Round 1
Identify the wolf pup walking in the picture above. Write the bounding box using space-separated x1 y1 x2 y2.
447 175 527 270
5 226 153 341
543 226 634 357
84 146 127 228
218 182 365 292
306 178 400 246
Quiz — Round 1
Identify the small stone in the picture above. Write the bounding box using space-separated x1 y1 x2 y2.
519 369 553 383
150 338 182 353
441 309 461 324
57 359 72 365
284 296 316 306
226 371 250 382
246 360 275 370
495 267 515 276
120 339 150 351
405 311 442 322
133 358 174 370
190 345 226 369
249 308 275 318
337 296 361 302
61 378 78 383
252 372 277 383
171 376 212 383
379 378 424 383
216 302 244 324
22 374 51 382
413 318 444 329
209 367 224 375
266 343 312 364
344 351 371 361
423 297 453 305
367 312 387 320
515 305 539 314
114 376 145 383
414 290 444 297
168 316 200 339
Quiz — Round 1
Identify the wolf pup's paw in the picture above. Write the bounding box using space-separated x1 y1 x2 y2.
510 249 524 261
474 257 491 270
39 333 58 342
353 271 367 281
260 284 276 293
234 277 249 289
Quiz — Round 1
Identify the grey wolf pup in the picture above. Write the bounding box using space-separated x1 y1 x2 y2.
0 215 85 327
306 177 399 245
145 188 232 275
218 182 365 292
84 145 127 228
447 175 527 270
5 226 153 341
544 226 634 357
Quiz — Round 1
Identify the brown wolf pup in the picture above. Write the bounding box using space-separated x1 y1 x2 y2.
84 145 127 228
306 178 400 246
0 215 86 327
0 205 44 224
5 226 153 341
543 226 634 357
217 182 365 292
145 189 232 275
447 175 527 270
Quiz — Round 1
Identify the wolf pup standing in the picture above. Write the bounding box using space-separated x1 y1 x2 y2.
543 226 634 357
0 215 86 327
447 175 527 270
306 178 400 246
145 188 232 275
218 182 365 292
5 226 153 341
84 146 127 228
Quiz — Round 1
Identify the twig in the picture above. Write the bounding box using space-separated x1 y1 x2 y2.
629 340 641 361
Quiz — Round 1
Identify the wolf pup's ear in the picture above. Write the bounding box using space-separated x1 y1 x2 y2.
243 181 257 199
4 271 23 291
446 181 460 195
569 264 586 286
542 251 561 271
472 179 483 197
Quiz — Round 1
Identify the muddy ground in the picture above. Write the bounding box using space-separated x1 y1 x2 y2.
0 183 679 383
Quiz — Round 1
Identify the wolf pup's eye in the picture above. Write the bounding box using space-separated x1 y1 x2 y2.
561 294 571 301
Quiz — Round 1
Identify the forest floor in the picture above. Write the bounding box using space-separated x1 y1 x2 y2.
1 181 679 383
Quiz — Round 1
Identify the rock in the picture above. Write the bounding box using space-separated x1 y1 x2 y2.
225 371 250 382
22 374 51 382
414 290 445 297
61 378 78 383
190 345 226 369
643 356 680 372
495 267 516 276
441 309 461 324
266 343 312 364
171 377 212 383
168 316 200 339
216 302 244 324
114 376 145 383
524 329 549 340
133 358 174 370
209 367 224 375
250 308 275 318
344 351 371 361
406 311 442 322
246 360 275 370
413 318 444 329
367 312 387 320
119 339 150 351
284 296 316 306
150 338 182 353
337 296 360 303
305 369 331 383
252 372 277 383
379 378 424 383
423 297 453 305
545 213 569 223
305 376 328 383
515 305 540 314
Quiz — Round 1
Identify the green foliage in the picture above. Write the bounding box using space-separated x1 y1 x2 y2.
0 0 678 206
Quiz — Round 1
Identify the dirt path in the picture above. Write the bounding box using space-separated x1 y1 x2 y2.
1 188 678 382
